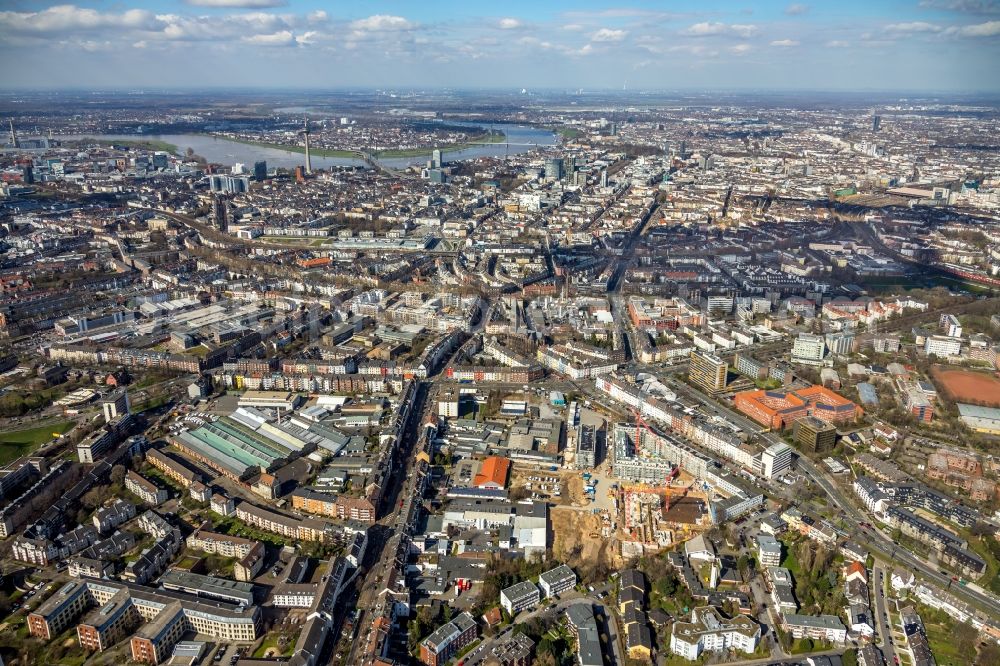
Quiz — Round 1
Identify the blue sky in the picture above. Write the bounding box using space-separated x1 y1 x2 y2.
1 1 999 91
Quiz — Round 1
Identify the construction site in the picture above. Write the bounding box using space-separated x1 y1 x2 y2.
544 412 732 565
606 417 716 557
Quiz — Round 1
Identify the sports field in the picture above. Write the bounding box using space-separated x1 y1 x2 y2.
932 367 1000 407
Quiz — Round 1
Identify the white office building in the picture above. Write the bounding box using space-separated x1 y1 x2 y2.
761 443 792 479
924 335 962 358
792 334 826 365
538 564 577 598
500 581 540 615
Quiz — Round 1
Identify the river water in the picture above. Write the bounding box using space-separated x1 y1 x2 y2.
59 122 557 170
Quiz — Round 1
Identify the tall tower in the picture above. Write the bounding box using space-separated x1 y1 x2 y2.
8 119 19 149
302 118 312 175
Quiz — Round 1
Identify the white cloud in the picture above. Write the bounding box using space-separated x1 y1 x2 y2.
886 21 943 32
683 22 727 36
295 31 318 46
786 3 809 15
349 15 415 32
149 11 300 43
682 22 758 38
77 39 114 52
0 5 163 34
562 23 585 31
184 0 287 7
953 19 1000 34
498 18 521 30
729 43 753 55
770 39 800 46
826 40 850 47
242 30 294 46
591 28 627 42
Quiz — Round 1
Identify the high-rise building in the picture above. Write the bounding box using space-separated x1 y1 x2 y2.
792 416 837 454
7 119 18 149
545 158 564 180
825 332 855 356
253 161 267 182
21 165 34 184
208 175 249 194
431 149 443 169
761 443 793 478
872 115 881 132
689 351 728 394
302 118 312 175
939 314 962 338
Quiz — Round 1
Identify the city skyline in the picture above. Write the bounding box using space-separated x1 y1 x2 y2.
1 1 999 92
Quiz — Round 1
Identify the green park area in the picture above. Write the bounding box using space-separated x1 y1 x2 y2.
0 420 73 465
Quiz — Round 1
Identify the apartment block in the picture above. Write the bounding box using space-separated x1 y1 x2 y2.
688 351 728 393
418 611 477 666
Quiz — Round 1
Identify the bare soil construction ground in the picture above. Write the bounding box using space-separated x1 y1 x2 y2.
551 506 623 576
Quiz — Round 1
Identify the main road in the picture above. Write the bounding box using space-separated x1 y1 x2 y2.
872 562 898 666
337 381 431 666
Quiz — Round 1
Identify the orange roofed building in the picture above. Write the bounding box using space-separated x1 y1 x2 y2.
734 384 861 430
473 456 511 490
845 561 868 584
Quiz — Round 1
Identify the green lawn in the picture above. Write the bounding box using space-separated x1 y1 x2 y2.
959 532 1000 595
222 135 357 158
0 420 73 465
211 514 291 548
789 638 830 654
252 631 299 658
922 612 973 666
550 126 583 140
779 537 802 577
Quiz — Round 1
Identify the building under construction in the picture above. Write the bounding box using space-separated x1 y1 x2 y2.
611 422 764 528
611 421 714 483
612 420 714 548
